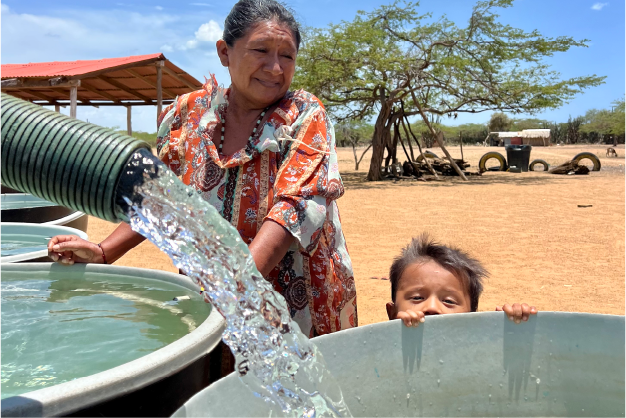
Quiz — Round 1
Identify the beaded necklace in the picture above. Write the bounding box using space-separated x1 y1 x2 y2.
218 93 270 153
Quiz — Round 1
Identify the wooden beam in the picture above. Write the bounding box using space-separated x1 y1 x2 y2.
125 68 175 99
70 86 78 118
55 104 61 113
6 86 98 108
156 62 163 120
98 74 153 103
30 100 176 107
8 92 31 101
72 88 100 108
161 65 198 90
79 81 121 102
1 77 80 89
24 89 58 103
126 106 132 136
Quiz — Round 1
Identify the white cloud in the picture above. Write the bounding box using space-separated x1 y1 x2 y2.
1 7 229 132
195 21 222 42
156 6 164 11
163 20 222 51
183 39 199 50
591 2 608 10
1 4 10 13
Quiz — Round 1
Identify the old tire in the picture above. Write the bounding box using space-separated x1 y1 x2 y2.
479 152 508 172
415 151 439 162
529 159 550 171
572 152 601 171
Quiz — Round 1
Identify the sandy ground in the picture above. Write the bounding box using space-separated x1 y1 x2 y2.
86 144 625 325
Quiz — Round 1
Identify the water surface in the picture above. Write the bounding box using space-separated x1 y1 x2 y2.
1 270 209 399
1 239 48 258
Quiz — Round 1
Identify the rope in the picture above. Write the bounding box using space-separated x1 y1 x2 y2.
273 125 331 155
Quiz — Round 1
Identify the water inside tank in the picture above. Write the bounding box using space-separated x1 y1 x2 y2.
1 268 210 399
1 237 49 258
1 194 58 210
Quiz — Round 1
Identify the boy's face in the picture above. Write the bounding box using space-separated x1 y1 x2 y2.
386 260 472 320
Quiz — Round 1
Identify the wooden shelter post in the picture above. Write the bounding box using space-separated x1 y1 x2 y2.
69 85 78 118
156 60 164 121
126 106 132 136
55 104 60 113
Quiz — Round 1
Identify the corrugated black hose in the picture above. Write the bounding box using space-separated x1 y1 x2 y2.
1 93 152 222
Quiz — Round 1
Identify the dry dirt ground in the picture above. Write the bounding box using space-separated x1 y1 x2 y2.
87 144 625 325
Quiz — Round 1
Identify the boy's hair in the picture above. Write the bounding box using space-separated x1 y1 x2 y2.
389 233 487 312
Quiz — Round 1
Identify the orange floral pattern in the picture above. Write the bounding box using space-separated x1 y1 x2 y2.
156 76 357 336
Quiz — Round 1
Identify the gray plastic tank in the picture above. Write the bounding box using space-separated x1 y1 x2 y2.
1 263 225 417
1 223 88 263
1 193 88 233
174 312 624 417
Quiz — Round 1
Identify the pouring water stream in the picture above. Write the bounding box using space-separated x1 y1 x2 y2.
117 149 350 418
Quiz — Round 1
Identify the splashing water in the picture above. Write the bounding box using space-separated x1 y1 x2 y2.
117 150 350 417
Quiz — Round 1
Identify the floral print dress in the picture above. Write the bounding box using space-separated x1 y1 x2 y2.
156 76 357 337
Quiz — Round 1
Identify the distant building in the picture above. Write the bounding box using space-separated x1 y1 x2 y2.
489 129 551 147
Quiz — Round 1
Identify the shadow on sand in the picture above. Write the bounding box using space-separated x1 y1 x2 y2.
339 171 593 191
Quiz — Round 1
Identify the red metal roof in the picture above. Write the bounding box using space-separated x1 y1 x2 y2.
1 53 165 79
1 53 203 105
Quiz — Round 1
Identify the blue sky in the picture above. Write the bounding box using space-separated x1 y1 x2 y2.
2 0 624 132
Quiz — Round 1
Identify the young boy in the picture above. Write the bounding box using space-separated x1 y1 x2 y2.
386 233 538 327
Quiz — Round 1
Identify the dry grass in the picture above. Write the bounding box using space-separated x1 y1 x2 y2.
87 144 625 326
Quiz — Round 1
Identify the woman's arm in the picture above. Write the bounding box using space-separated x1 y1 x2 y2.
49 222 145 265
248 219 294 277
98 223 146 263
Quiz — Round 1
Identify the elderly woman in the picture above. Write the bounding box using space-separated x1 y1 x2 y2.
48 0 357 338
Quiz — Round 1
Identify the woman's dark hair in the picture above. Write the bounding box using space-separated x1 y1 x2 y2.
389 233 488 312
223 0 301 50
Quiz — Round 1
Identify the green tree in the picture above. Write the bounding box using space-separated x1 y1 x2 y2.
581 109 612 135
294 0 605 181
452 123 489 144
510 117 550 131
411 116 444 148
580 96 626 144
335 121 374 170
114 129 158 147
488 113 512 132
548 122 566 144
566 115 584 144
610 98 626 137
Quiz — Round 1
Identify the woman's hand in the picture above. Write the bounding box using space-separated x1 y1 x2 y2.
48 222 146 266
397 309 426 328
48 235 103 265
496 303 538 324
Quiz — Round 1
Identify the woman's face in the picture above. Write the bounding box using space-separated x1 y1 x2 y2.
217 20 297 109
